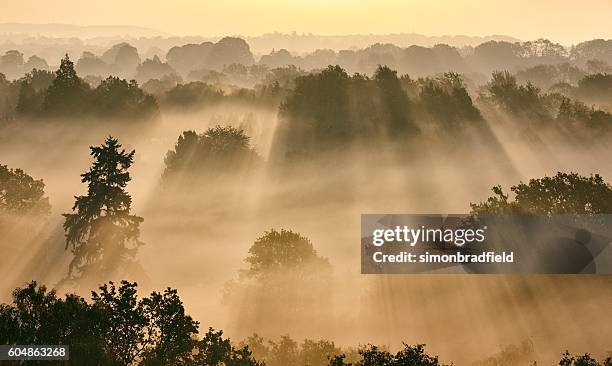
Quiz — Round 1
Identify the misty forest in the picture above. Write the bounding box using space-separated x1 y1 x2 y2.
1 34 612 365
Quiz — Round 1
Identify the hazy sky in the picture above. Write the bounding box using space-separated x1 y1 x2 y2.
1 0 612 44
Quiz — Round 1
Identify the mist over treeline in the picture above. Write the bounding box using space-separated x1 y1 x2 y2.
0 28 520 60
2 39 612 126
1 30 612 365
2 35 612 85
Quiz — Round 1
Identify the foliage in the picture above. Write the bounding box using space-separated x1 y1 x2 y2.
557 96 612 131
192 328 264 366
374 65 418 137
1 281 610 365
559 351 612 366
418 72 482 125
63 136 143 282
243 228 331 278
0 164 50 215
515 63 585 91
472 339 535 366
15 69 56 116
135 56 178 83
471 172 612 215
482 70 612 132
0 280 261 365
482 71 551 121
223 229 333 341
163 81 224 108
91 76 158 118
240 334 342 366
574 73 612 107
280 65 352 150
280 65 420 156
13 54 157 120
163 125 261 182
329 343 447 366
43 54 90 115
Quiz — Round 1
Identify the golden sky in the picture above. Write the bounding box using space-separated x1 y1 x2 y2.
1 0 611 44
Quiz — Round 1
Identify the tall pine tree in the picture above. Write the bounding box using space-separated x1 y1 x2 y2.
43 54 88 115
63 136 143 281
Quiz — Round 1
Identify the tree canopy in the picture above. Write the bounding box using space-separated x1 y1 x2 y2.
244 228 331 278
0 280 261 365
329 344 447 366
471 172 612 215
63 136 143 282
163 125 261 183
43 54 90 116
0 164 50 215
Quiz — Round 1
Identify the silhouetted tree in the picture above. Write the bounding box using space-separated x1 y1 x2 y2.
243 228 331 278
0 280 241 365
162 82 224 109
559 351 612 366
280 65 352 154
472 339 535 366
0 164 50 215
43 54 89 115
163 126 260 182
135 56 178 83
0 50 25 80
63 136 143 282
193 328 264 366
557 96 612 131
471 172 612 215
15 68 55 115
482 71 550 122
574 73 612 107
418 72 482 126
91 76 158 119
329 344 447 366
374 65 419 137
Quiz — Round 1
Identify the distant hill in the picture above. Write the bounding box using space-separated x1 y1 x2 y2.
244 32 522 54
0 23 171 38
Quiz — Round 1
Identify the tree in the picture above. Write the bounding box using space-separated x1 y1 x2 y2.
374 65 419 138
140 287 199 365
267 335 299 366
482 71 550 122
43 54 89 115
0 50 25 80
163 126 260 182
135 56 178 83
418 72 482 126
244 228 331 278
280 65 352 153
300 339 342 366
63 136 143 282
329 344 447 366
16 79 40 115
91 281 199 365
91 76 158 119
556 96 612 132
471 172 612 215
0 280 225 365
0 281 107 364
193 328 263 366
0 164 50 215
559 351 612 366
162 82 224 109
574 73 612 107
224 229 333 339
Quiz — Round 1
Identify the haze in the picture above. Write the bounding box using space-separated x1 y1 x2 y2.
2 0 612 44
2 2 612 365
